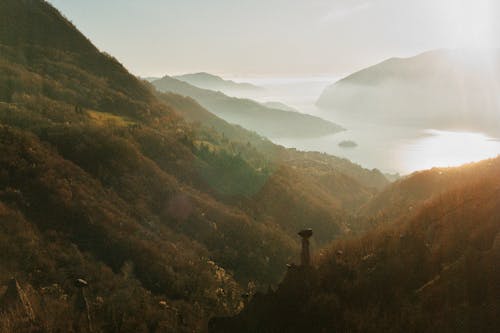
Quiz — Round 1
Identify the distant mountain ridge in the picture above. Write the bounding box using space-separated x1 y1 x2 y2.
317 49 500 135
262 101 298 112
152 75 344 138
174 72 263 93
143 76 160 82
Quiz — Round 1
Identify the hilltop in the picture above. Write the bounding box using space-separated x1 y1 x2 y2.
317 49 500 135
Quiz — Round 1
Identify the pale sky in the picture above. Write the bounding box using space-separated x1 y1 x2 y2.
48 0 500 77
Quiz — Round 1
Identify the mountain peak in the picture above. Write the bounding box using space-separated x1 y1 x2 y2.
0 0 96 53
316 48 500 135
0 0 162 119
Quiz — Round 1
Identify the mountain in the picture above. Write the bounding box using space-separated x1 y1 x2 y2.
143 76 161 82
317 49 500 135
174 72 262 94
360 157 500 223
151 75 344 138
154 90 388 191
212 157 500 332
262 101 298 112
0 1 387 331
154 91 389 242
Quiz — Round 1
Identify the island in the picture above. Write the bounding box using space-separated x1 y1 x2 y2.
338 140 358 148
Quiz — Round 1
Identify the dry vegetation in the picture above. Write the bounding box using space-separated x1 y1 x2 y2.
214 158 500 332
0 0 389 331
6 1 494 332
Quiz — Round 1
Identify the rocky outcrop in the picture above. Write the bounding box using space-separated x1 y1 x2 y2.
209 229 320 332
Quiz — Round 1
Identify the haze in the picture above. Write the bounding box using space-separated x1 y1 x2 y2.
48 0 500 77
45 0 500 174
1 2 499 331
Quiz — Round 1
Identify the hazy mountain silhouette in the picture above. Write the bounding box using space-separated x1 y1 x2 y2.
262 101 298 112
152 75 344 138
143 76 160 82
174 72 263 93
317 49 500 135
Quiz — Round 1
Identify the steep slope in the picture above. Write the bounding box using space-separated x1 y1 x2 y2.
151 75 344 138
361 157 500 223
0 0 388 331
154 91 386 242
174 72 262 94
154 90 389 192
0 126 246 332
317 49 500 135
212 158 500 332
0 1 295 329
0 0 156 117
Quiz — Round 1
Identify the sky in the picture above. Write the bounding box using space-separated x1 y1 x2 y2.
48 0 500 78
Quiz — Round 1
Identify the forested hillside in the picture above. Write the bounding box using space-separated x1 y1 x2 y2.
0 1 387 331
212 158 500 332
361 157 500 223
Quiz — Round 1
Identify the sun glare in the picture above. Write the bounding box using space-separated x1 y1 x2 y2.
442 0 494 48
401 130 500 173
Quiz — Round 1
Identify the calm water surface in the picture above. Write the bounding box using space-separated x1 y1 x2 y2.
232 77 500 175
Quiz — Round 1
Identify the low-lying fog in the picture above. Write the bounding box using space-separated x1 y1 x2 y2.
228 76 500 175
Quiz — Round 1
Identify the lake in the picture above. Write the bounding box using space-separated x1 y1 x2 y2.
230 76 500 175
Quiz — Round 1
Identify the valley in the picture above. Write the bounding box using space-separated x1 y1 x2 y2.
213 75 500 174
0 1 498 332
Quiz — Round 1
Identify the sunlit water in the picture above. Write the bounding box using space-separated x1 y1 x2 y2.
230 76 500 175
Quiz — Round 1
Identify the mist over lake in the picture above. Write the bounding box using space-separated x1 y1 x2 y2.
231 76 500 175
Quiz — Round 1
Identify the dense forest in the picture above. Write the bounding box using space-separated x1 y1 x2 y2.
0 1 387 331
